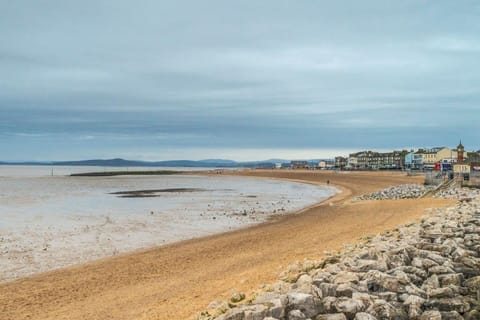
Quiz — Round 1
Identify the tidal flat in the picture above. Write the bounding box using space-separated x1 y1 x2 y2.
0 166 337 281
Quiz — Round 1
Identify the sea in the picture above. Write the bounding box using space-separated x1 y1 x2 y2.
0 165 338 281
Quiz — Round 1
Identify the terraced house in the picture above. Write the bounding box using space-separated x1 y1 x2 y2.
348 150 407 169
420 147 457 169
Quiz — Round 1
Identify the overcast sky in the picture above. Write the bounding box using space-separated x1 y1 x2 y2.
1 1 479 161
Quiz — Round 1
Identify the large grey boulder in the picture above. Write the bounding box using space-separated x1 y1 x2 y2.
287 292 323 318
333 297 367 318
243 304 268 320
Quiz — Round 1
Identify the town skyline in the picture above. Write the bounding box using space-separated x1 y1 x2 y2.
2 141 479 164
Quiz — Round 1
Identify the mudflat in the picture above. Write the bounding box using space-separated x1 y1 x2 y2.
0 170 454 320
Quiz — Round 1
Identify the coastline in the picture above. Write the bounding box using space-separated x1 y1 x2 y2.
1 173 333 282
0 170 455 320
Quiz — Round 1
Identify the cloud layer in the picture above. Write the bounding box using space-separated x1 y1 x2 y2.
1 1 479 160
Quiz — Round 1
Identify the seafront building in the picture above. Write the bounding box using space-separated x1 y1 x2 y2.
334 156 347 169
404 151 424 170
346 150 407 170
284 142 480 171
419 147 458 169
290 160 308 169
448 142 480 187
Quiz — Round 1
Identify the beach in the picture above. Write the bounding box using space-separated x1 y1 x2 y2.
0 167 336 281
0 170 454 320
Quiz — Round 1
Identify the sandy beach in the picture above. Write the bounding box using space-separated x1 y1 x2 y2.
0 170 334 282
0 170 455 320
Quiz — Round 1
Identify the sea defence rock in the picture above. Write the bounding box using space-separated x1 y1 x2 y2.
199 188 480 320
354 184 434 201
434 187 480 200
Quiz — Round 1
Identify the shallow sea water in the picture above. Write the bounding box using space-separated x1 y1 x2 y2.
0 166 338 281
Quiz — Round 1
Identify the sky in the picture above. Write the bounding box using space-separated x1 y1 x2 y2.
1 1 479 161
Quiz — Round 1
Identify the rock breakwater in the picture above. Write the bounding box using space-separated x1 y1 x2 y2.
434 188 480 200
201 188 480 320
355 184 434 201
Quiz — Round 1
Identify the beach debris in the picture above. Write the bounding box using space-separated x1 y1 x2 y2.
201 187 480 320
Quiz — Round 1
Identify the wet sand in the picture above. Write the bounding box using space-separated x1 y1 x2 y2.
0 170 455 320
1 174 333 282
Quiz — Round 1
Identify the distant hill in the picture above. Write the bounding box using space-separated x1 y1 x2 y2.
199 159 238 165
0 158 332 168
54 158 147 167
52 158 237 168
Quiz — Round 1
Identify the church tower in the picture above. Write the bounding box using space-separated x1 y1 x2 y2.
457 140 465 163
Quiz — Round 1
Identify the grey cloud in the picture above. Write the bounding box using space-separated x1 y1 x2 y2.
1 1 479 160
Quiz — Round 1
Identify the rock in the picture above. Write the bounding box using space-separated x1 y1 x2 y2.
253 293 286 319
419 310 442 320
265 299 286 319
427 286 455 298
335 283 356 298
367 299 407 320
287 292 322 318
231 292 246 303
354 312 377 320
312 271 333 286
253 292 284 305
412 257 438 270
296 274 313 286
440 311 464 320
322 297 338 313
216 308 244 320
376 292 397 302
396 266 428 280
464 275 480 290
465 310 480 320
268 281 293 294
438 273 464 287
319 283 337 298
425 297 471 313
364 270 407 293
422 274 440 291
428 265 455 275
333 297 366 318
287 310 306 320
315 313 347 320
403 294 425 319
351 259 388 273
352 292 374 309
333 272 360 285
208 300 229 310
405 284 427 299
356 184 432 200
243 304 268 320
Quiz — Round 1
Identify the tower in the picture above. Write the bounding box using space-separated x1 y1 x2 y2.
457 140 465 163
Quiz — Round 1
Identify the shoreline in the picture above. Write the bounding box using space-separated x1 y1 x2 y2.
1 173 333 282
0 171 455 320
